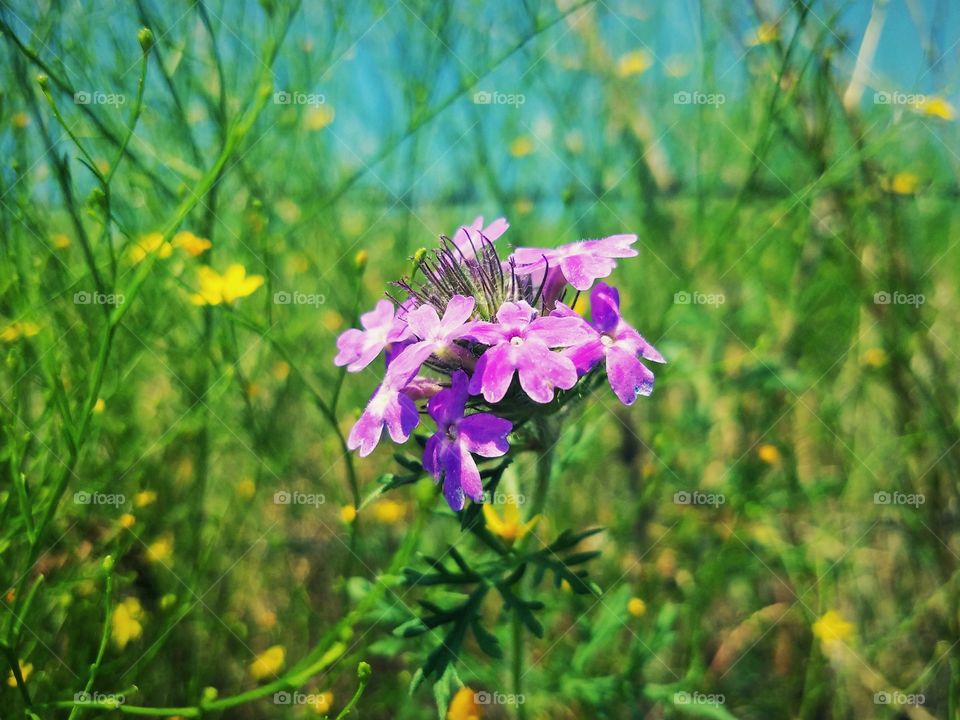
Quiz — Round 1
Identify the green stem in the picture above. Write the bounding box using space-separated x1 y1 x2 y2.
511 610 526 720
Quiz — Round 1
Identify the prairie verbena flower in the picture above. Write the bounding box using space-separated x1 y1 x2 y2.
336 216 665 511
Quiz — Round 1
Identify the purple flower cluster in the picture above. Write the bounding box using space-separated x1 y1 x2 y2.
335 216 664 510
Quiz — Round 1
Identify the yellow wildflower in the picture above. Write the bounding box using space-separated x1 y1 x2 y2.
129 233 173 263
508 136 535 158
93 398 106 414
354 250 368 270
272 360 291 381
514 198 534 215
112 597 144 650
913 96 955 121
307 690 334 714
52 233 71 249
627 597 647 617
813 609 854 646
249 645 285 680
172 231 212 257
447 687 481 720
881 172 920 195
12 112 30 129
616 49 652 78
190 264 264 305
237 478 256 499
304 105 335 131
134 490 157 508
482 498 539 543
340 505 357 523
863 347 887 368
1 321 41 343
747 22 779 46
255 609 277 629
146 534 174 564
758 444 781 465
6 659 32 687
119 513 136 529
371 499 406 524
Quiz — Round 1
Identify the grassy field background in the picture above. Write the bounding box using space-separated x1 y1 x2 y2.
1 1 959 718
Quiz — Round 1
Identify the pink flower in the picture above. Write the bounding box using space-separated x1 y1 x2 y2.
563 282 664 405
463 300 591 403
451 216 509 260
334 300 410 372
423 371 512 510
510 234 638 291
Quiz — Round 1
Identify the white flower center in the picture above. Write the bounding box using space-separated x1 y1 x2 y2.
601 334 615 347
510 336 524 346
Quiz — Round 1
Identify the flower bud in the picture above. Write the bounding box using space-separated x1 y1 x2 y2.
137 27 154 53
357 661 372 680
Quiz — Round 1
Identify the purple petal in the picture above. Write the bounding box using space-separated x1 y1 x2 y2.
383 392 420 443
480 217 509 242
605 345 655 405
440 443 483 511
495 300 536 329
527 315 593 347
469 343 516 403
405 304 441 340
427 370 470 427
440 295 476 334
560 254 616 291
360 299 394 331
458 413 512 457
383 341 435 387
564 338 605 374
334 328 367 369
461 320 508 345
347 403 385 457
590 282 621 334
423 433 443 478
515 343 578 403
